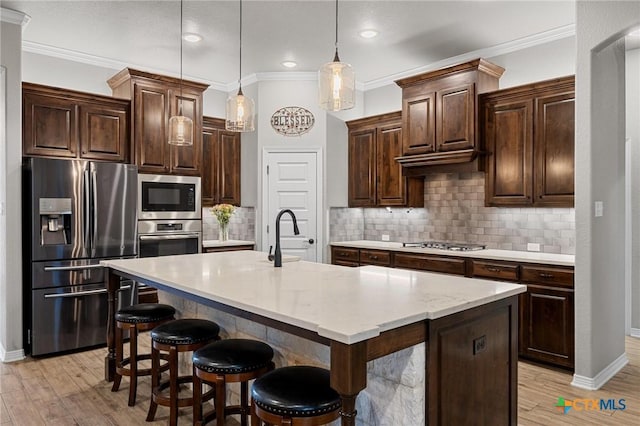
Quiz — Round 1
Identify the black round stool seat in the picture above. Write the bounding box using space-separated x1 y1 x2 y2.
251 366 341 418
151 318 220 345
193 338 274 374
115 303 176 324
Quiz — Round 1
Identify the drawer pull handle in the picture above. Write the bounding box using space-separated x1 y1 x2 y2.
539 273 554 279
486 266 501 273
370 255 378 260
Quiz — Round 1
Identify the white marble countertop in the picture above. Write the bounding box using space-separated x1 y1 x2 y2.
331 240 575 267
202 239 255 248
101 251 525 344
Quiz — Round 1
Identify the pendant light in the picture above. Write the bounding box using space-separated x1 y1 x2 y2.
168 0 194 145
318 0 355 111
225 0 255 132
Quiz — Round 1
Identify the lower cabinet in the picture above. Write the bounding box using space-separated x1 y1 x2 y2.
330 245 575 369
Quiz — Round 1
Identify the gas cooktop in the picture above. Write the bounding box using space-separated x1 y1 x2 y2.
402 241 486 251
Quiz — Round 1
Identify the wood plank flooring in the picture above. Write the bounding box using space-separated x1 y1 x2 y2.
1 334 639 425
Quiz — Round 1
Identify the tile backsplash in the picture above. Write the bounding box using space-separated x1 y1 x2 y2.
330 172 575 255
202 206 255 241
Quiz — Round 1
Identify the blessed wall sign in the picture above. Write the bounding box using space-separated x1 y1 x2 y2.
270 106 315 136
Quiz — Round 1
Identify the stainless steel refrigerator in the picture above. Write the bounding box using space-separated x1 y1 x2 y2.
23 157 137 356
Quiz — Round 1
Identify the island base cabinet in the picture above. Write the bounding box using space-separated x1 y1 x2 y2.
427 296 517 426
519 285 574 369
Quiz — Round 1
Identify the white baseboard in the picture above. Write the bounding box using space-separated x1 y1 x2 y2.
0 342 26 363
630 328 640 338
571 352 629 390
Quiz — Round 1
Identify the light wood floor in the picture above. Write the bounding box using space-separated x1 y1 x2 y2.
1 335 639 425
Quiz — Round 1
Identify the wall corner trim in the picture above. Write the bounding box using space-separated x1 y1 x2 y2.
0 342 26 363
571 352 629 390
0 7 31 27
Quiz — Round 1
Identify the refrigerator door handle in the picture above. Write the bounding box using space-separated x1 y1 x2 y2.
91 166 98 257
83 169 91 252
44 288 108 298
43 264 103 272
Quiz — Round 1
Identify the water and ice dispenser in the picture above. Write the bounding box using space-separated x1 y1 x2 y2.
39 198 72 245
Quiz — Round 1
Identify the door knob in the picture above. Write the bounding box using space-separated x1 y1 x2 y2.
308 238 315 244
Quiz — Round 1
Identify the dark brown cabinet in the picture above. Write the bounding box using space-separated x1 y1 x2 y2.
108 68 208 176
23 83 129 162
394 252 466 275
202 116 241 207
395 59 504 169
203 244 253 253
331 246 360 267
519 265 574 369
481 76 575 207
346 112 424 207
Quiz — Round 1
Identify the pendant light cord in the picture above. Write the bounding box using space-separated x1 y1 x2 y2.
238 0 243 94
179 0 184 115
333 0 340 62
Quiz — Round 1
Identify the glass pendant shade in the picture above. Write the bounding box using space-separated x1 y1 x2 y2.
318 58 355 111
226 88 255 132
168 114 194 145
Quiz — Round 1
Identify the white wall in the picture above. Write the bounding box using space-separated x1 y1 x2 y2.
0 13 25 361
627 47 640 330
363 84 402 116
574 0 640 388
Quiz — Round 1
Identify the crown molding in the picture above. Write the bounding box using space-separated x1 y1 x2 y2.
363 23 576 91
0 7 31 28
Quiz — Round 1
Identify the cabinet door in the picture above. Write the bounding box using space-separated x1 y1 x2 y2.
436 83 475 152
520 285 574 368
201 122 218 207
169 89 202 176
376 124 406 206
534 92 575 206
134 82 169 173
402 92 435 155
348 129 376 207
485 98 534 206
218 130 241 205
79 102 129 162
23 92 77 158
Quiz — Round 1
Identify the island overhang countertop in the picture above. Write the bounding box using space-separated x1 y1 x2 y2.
101 250 525 344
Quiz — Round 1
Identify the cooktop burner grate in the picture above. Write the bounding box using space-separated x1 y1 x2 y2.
402 241 486 251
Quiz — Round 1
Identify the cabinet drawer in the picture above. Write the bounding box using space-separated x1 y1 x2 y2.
472 260 519 282
394 253 466 275
359 249 391 266
521 265 574 288
331 247 359 264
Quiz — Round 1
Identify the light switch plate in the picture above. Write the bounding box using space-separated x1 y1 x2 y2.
527 243 540 252
595 201 604 217
381 234 390 241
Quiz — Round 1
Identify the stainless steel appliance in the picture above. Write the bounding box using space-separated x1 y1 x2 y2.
23 158 138 356
138 219 202 257
402 241 486 251
138 173 201 221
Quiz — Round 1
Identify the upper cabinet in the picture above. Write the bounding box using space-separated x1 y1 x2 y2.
346 112 424 207
480 76 575 207
23 83 130 162
202 117 241 207
395 59 504 171
108 68 208 176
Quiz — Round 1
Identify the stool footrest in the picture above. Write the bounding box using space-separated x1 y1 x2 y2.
152 375 195 408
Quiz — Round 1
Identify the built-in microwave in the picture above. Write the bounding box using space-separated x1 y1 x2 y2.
137 174 201 220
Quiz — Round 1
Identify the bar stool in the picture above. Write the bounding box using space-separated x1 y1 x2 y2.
250 366 341 426
111 303 176 406
147 318 221 426
192 339 275 426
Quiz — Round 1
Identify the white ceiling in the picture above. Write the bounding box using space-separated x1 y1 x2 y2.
4 1 579 90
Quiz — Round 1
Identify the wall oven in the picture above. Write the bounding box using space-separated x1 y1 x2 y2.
138 219 202 257
138 174 201 220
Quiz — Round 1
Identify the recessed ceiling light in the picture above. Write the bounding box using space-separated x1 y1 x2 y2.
359 29 379 39
281 61 297 68
183 33 202 43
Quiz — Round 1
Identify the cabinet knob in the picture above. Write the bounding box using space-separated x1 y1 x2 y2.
539 273 554 280
486 266 501 273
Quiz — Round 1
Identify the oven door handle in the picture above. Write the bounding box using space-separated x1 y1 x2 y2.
44 264 103 272
139 233 201 241
44 288 108 298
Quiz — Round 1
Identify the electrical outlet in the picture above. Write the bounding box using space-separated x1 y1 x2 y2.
381 234 390 241
473 335 486 355
527 243 540 252
595 201 604 217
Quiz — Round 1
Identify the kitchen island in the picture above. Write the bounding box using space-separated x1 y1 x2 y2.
101 251 525 425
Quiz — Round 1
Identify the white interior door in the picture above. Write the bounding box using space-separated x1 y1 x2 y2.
263 151 319 262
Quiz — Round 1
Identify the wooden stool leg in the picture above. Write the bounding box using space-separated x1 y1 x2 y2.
250 402 260 426
146 345 160 422
128 324 138 406
169 346 179 426
215 374 226 426
111 324 123 392
193 366 202 426
240 381 249 426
